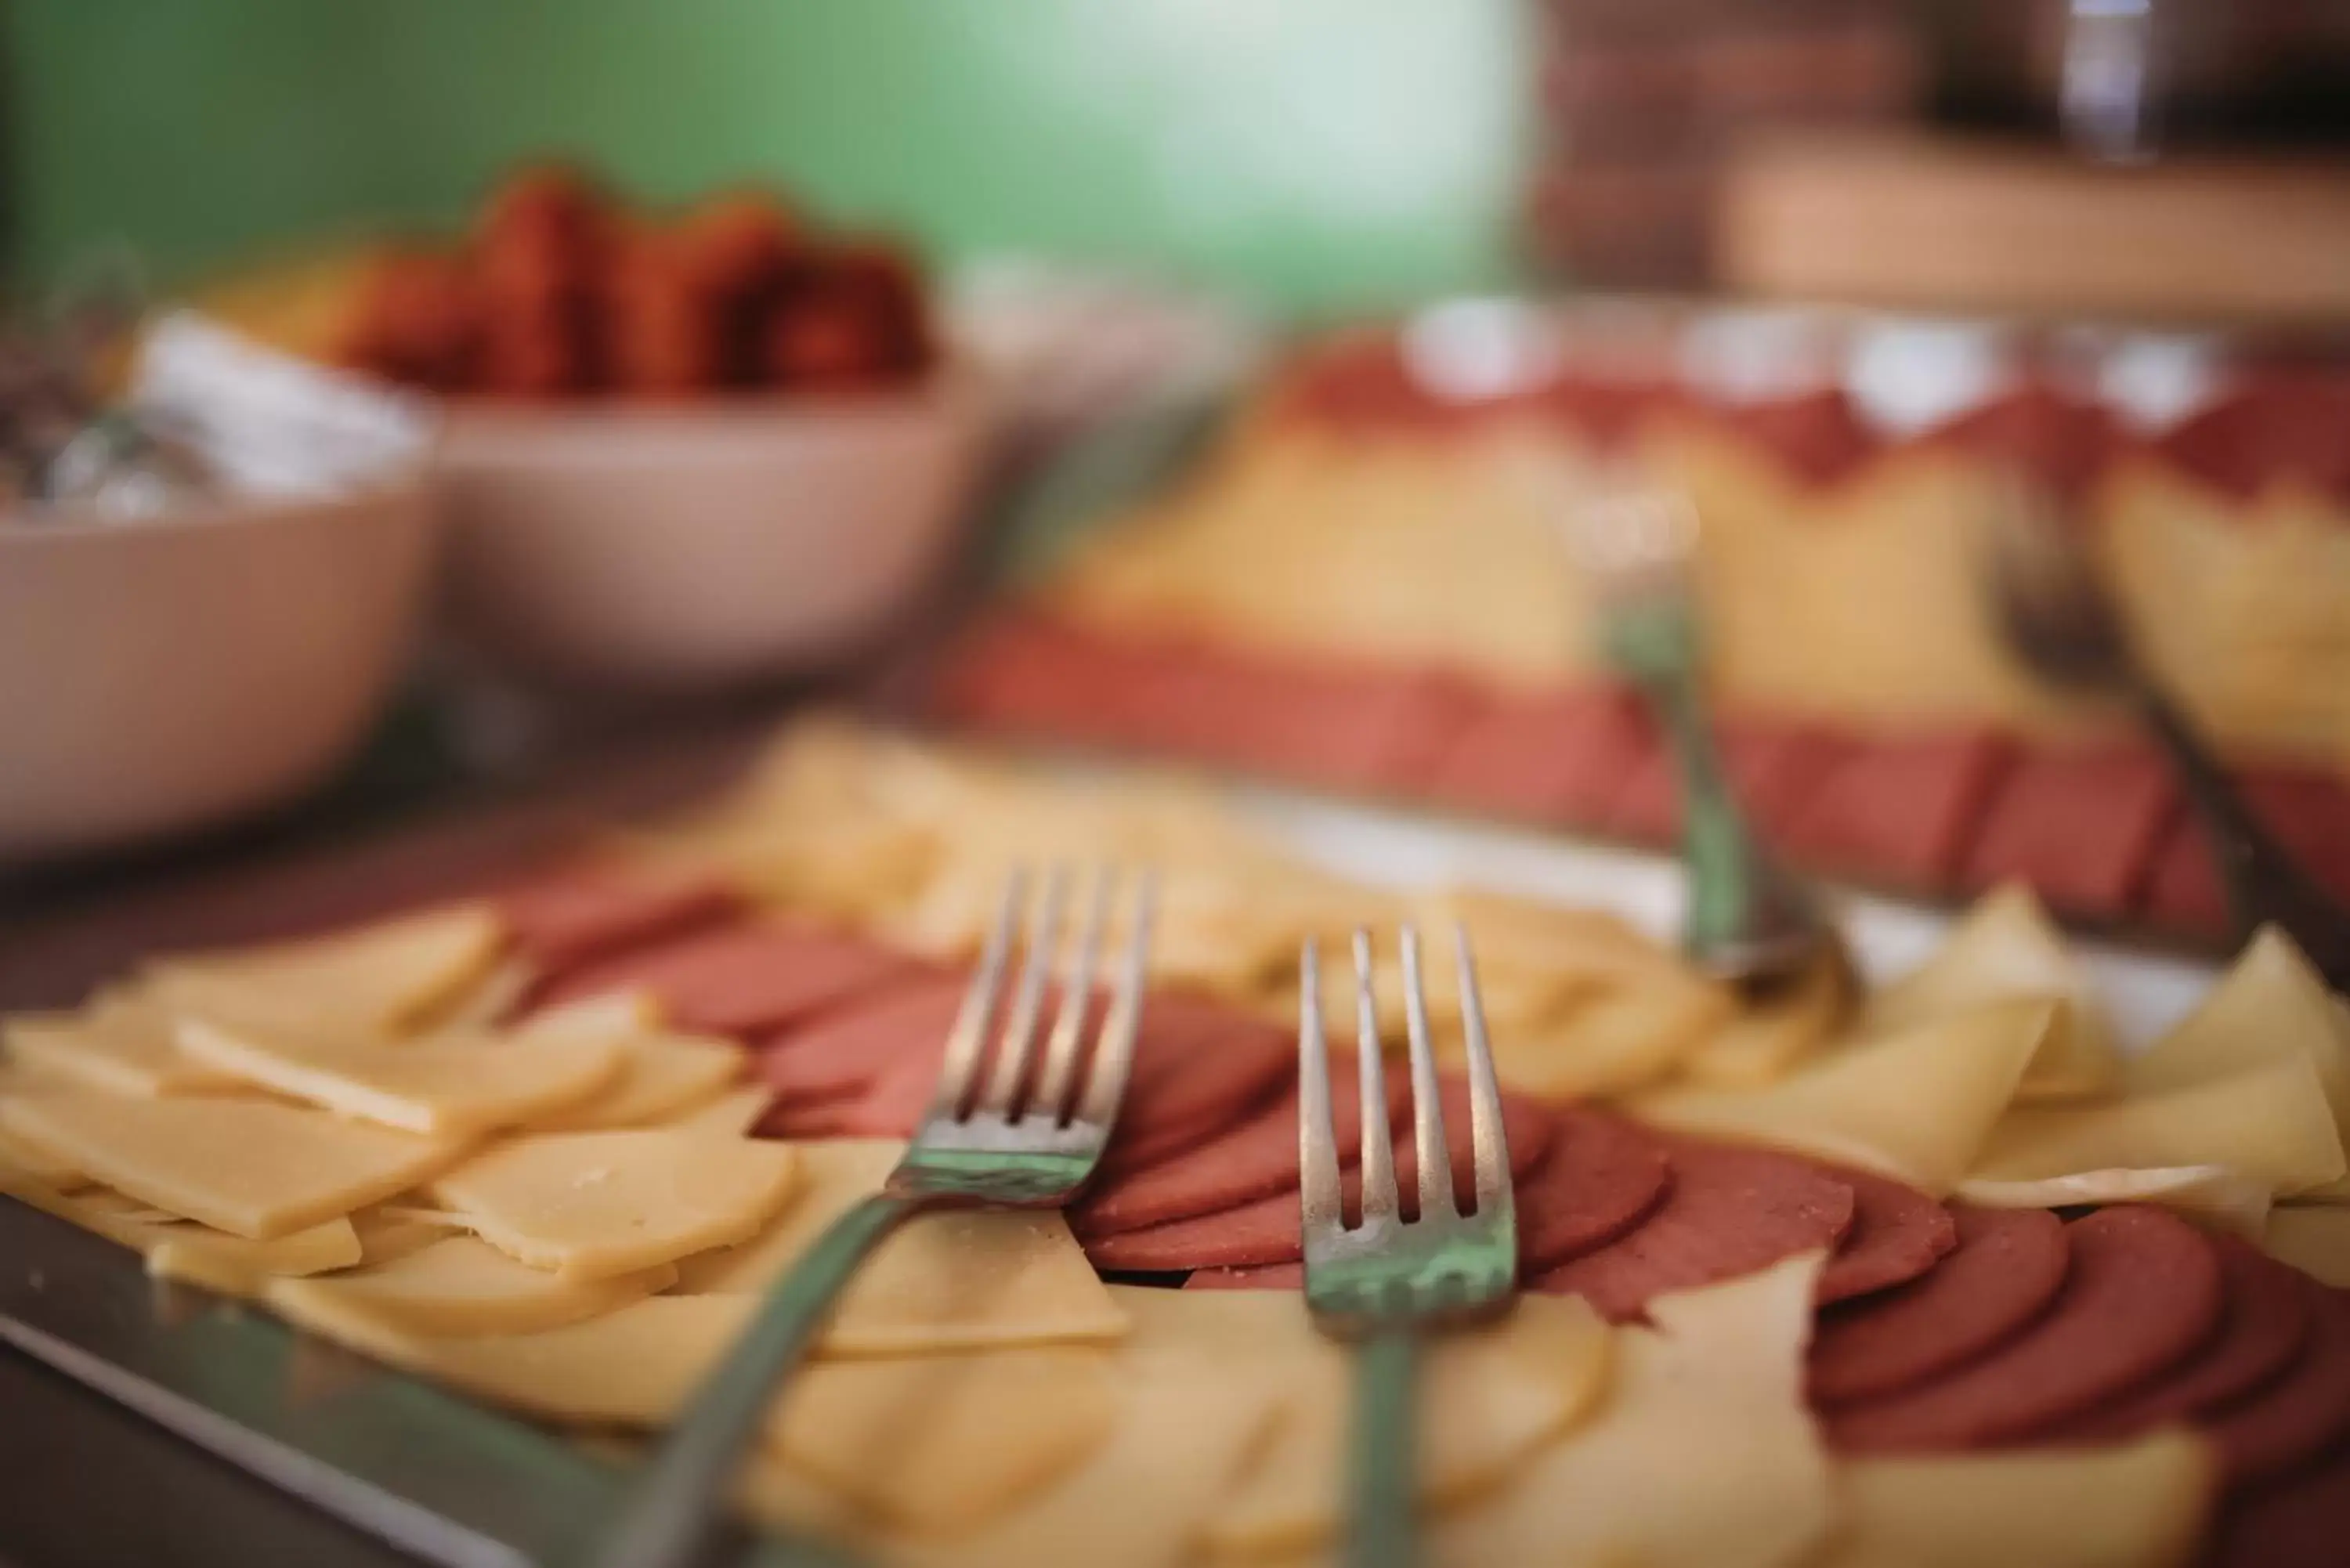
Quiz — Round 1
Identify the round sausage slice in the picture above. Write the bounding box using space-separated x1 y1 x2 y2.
2206 1281 2350 1487
1810 1205 2070 1407
1827 1205 2225 1452
1514 1109 1675 1275
1815 1168 1958 1306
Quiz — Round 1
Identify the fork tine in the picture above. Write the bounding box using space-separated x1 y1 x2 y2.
1029 865 1111 1123
974 865 1068 1118
1352 930 1399 1229
1076 870 1156 1129
928 867 1027 1121
1454 923 1513 1222
1296 938 1342 1242
1400 924 1458 1222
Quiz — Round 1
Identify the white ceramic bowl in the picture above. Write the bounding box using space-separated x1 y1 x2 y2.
0 482 440 862
436 370 991 690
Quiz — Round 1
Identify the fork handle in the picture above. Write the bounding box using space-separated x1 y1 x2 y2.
585 1191 924 1568
2138 690 2350 992
1639 668 1820 977
1347 1330 1419 1568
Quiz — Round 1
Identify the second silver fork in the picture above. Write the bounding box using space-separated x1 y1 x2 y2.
1301 926 1519 1568
588 864 1155 1568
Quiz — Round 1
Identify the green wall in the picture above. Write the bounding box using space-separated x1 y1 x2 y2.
5 0 1533 320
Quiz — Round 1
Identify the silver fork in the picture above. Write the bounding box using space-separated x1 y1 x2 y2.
1561 466 1828 984
1301 926 1517 1568
1983 479 2350 988
588 864 1156 1568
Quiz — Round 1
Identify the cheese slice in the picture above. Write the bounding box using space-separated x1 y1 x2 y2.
429 1129 798 1281
1970 1054 2347 1198
2265 1204 2350 1288
47 1187 363 1295
879 1349 1289 1568
672 1140 1127 1356
2129 927 2350 1136
1425 1252 1834 1568
529 1030 742 1133
1636 1000 2055 1196
1111 1288 1611 1558
266 1288 754 1427
1497 978 1735 1100
1679 947 1852 1089
766 1348 1120 1536
146 905 504 1035
349 1205 456 1266
0 1115 84 1190
421 959 539 1032
663 1085 775 1139
175 1017 624 1138
1960 1165 2272 1238
0 1093 461 1238
269 1235 674 1335
1815 1432 2213 1568
1864 885 2124 1101
4 996 242 1097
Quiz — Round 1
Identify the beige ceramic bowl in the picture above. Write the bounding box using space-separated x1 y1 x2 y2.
0 483 440 862
436 370 991 690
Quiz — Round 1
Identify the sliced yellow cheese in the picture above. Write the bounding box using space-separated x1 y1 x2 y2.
663 1085 775 1139
1112 1287 1611 1558
1816 1431 2213 1568
1865 884 2124 1100
270 1235 675 1335
2291 1172 2350 1205
1960 1166 2272 1238
1678 947 1852 1089
1496 977 1734 1100
349 1205 455 1266
2265 1204 2350 1288
1635 1000 2055 1196
674 1140 1128 1357
879 1349 1289 1568
4 996 242 1097
146 905 504 1035
267 1288 754 1427
1426 1252 1834 1568
421 958 538 1032
529 1031 741 1133
175 1017 624 1138
49 1187 363 1295
1970 1054 2347 1198
2130 927 2350 1136
0 1115 85 1190
0 1093 461 1238
766 1348 1120 1536
428 1129 798 1281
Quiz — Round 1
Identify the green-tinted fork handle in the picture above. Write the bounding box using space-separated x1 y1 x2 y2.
586 1190 926 1568
1348 1329 1419 1568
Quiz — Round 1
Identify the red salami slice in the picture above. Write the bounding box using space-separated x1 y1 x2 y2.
1514 1109 1675 1274
2056 1237 2314 1440
1115 993 1298 1157
1962 743 2180 919
2207 1282 2350 1487
1814 1169 1958 1306
1075 1076 1412 1237
1606 720 1842 847
1528 1140 1854 1323
1777 731 2018 891
542 921 914 1038
1810 1206 2070 1407
1826 1206 2224 1452
493 869 739 972
1423 685 1650 829
768 977 974 1133
1083 1089 1555 1273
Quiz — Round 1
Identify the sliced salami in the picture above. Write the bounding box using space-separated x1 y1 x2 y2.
1513 1108 1675 1275
772 977 976 1133
1528 1139 1855 1323
1826 1206 2224 1452
1810 1205 2070 1407
1115 992 1301 1157
542 920 913 1038
2207 1436 2350 1568
1814 1168 1959 1306
2206 1282 2350 1487
2056 1237 2314 1440
493 869 738 972
1082 1089 1555 1273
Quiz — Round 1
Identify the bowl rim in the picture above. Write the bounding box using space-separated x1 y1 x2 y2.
437 356 992 437
0 474 429 551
